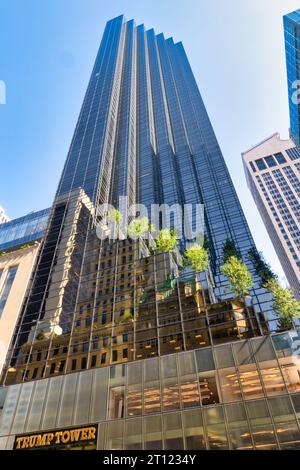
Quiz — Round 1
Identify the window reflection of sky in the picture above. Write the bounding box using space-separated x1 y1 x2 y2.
0 209 50 250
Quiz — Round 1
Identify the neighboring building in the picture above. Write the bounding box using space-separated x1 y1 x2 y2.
242 134 300 299
1 16 300 451
284 9 300 146
0 209 49 376
0 208 50 252
0 207 9 225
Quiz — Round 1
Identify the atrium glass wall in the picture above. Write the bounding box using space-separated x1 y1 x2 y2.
1 333 300 450
0 209 50 251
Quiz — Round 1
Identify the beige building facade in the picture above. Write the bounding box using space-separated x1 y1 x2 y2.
0 242 41 374
242 133 300 298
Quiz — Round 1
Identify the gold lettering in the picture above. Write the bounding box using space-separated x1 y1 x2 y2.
80 428 88 440
69 429 81 442
55 431 63 444
29 436 37 448
22 437 30 449
15 437 23 449
88 427 96 440
15 426 97 449
61 430 70 444
46 433 54 445
35 435 44 447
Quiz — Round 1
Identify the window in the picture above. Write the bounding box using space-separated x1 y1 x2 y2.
0 266 18 317
183 409 205 449
265 155 277 167
163 412 184 450
91 355 97 367
255 158 267 171
50 363 56 375
112 350 118 362
274 152 286 164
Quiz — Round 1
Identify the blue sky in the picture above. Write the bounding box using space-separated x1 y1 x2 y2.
1 0 300 280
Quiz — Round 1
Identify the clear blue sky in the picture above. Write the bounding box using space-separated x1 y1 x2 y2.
1 0 300 280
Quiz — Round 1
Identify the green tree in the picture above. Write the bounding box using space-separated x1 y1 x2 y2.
185 244 209 272
223 239 242 263
248 247 277 286
107 208 122 226
221 256 254 297
155 229 177 253
120 310 134 322
127 217 152 239
265 279 300 330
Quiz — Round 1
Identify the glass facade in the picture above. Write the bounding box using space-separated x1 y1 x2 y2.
1 15 298 450
284 9 300 147
1 333 300 450
0 209 50 251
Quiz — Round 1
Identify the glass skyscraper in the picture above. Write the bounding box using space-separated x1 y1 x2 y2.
284 9 300 147
1 16 300 451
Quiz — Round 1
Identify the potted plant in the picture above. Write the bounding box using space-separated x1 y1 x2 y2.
221 255 254 298
185 244 209 272
155 228 177 253
248 247 277 286
127 217 152 240
265 278 300 331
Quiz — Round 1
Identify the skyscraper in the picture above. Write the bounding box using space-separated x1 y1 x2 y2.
242 133 300 299
1 16 300 451
284 9 300 147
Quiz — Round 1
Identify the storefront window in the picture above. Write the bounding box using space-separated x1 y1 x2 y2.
144 358 161 414
106 420 124 450
259 361 286 396
178 352 200 408
225 403 253 450
269 396 300 446
246 400 277 449
26 379 48 432
126 363 142 417
204 406 229 450
238 363 264 400
41 376 63 430
57 374 78 427
90 367 109 422
124 418 143 450
144 415 163 450
182 409 206 449
218 367 242 402
196 349 219 405
163 412 184 450
161 355 180 411
74 370 93 425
